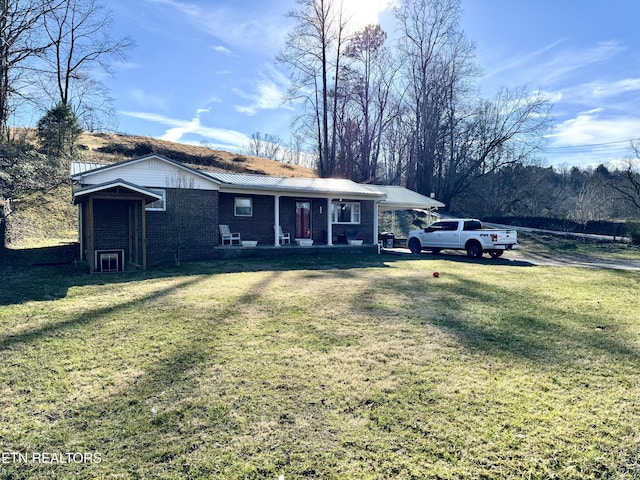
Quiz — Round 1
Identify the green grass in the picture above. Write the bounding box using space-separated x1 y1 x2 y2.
1 254 639 479
518 232 640 262
6 184 78 248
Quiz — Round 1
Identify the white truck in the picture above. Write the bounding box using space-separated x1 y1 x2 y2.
407 219 518 259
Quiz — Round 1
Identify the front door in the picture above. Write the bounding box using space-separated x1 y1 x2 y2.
296 201 311 238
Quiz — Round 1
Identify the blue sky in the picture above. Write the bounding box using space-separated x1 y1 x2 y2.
103 0 640 170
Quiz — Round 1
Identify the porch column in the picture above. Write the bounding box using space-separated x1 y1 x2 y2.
87 197 95 273
78 203 84 260
274 194 280 246
326 198 333 246
141 199 147 271
373 200 380 246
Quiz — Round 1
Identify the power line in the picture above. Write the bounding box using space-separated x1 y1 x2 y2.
545 138 640 152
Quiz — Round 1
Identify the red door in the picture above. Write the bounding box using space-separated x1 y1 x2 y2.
296 201 311 238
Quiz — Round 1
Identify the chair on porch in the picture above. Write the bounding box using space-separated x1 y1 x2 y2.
219 224 241 245
275 225 291 245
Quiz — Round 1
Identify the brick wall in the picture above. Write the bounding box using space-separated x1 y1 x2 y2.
146 188 218 264
90 191 375 266
94 200 129 251
219 193 276 244
91 189 219 266
220 193 375 245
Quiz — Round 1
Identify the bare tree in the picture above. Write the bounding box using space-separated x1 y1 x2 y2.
263 133 283 160
337 24 397 182
284 132 304 165
610 142 640 212
278 0 350 177
439 87 551 208
246 131 264 157
395 0 465 196
0 0 57 141
40 0 133 129
165 172 196 266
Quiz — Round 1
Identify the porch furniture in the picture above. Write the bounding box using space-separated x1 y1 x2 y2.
241 240 258 247
275 225 291 245
219 225 241 245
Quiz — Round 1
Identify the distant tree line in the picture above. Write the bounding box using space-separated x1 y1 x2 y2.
454 160 640 223
278 0 640 222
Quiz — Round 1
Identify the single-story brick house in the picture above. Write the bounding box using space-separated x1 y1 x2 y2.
70 154 444 272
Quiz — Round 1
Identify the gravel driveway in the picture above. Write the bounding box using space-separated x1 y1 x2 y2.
510 249 640 271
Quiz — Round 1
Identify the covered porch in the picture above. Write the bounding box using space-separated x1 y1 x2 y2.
73 179 163 273
216 185 444 250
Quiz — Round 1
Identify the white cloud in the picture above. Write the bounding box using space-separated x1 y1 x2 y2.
213 45 233 56
484 38 567 80
542 108 640 168
233 65 292 116
120 110 250 148
144 0 288 54
342 0 396 31
484 40 624 89
548 108 640 146
591 78 640 98
536 41 624 85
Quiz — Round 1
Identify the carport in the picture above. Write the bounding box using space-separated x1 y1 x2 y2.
371 186 445 247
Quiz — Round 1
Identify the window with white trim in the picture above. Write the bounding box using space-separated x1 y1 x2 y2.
331 202 361 224
146 188 166 211
234 197 253 217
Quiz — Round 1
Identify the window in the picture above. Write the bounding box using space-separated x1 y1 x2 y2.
428 221 457 231
332 202 361 224
95 249 124 273
463 220 482 231
440 221 459 231
234 197 253 217
146 188 166 211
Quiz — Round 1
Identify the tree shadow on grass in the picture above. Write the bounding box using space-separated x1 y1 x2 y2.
375 270 639 368
0 275 208 351
386 248 536 267
0 252 397 306
1 271 283 479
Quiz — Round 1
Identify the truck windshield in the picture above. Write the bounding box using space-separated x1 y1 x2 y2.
463 220 482 231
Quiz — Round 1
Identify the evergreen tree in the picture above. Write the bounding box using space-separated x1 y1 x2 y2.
36 102 83 157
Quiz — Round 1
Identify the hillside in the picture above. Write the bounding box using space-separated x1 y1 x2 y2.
6 132 316 248
77 132 316 177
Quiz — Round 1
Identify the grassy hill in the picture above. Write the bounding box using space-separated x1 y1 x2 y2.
77 132 315 178
5 132 316 248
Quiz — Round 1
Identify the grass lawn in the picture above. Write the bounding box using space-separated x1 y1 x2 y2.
518 232 640 262
1 253 639 479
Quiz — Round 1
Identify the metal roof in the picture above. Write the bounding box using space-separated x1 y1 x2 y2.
70 161 107 176
371 185 446 211
206 171 385 197
70 157 445 209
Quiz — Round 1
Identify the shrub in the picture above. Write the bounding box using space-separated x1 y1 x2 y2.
626 221 640 245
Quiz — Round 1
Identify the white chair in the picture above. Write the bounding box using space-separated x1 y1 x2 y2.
219 224 241 245
275 225 291 245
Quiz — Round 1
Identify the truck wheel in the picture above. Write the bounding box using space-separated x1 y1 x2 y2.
489 250 503 258
466 241 483 259
408 238 422 254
